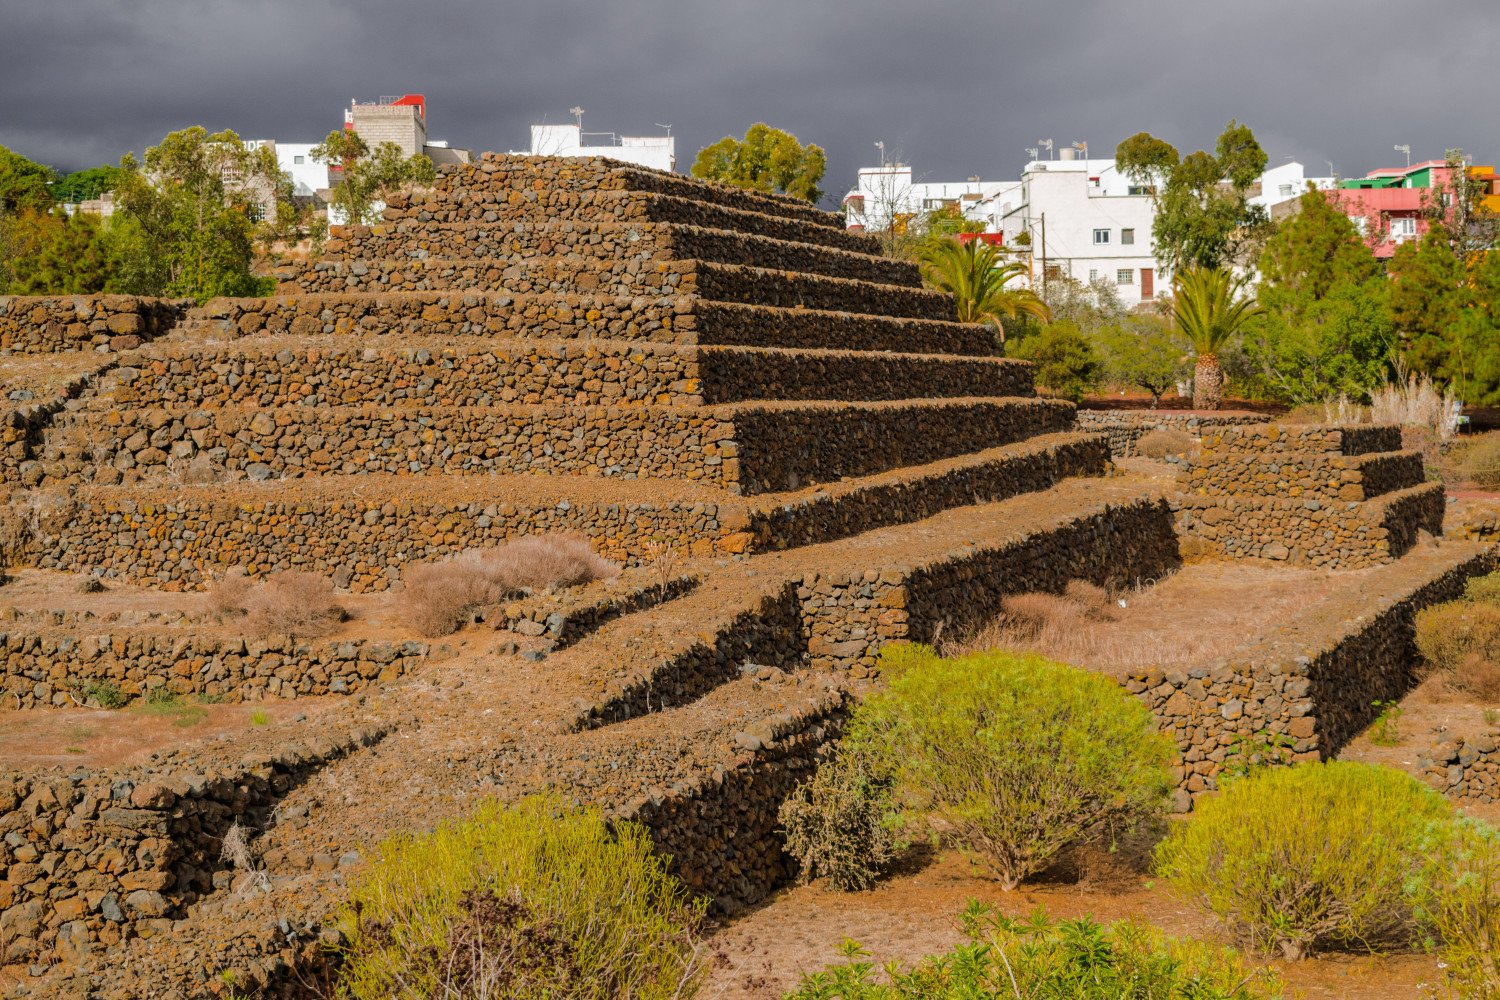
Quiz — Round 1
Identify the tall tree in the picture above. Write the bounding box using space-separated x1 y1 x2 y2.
49 165 123 204
1115 120 1268 272
313 130 435 227
691 124 826 203
1172 266 1260 410
1389 226 1500 405
0 145 56 215
5 209 111 294
111 126 282 300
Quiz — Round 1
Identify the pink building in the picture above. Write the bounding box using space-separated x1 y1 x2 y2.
1324 160 1460 258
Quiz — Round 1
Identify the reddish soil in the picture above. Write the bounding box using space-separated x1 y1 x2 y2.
0 696 348 769
947 559 1365 675
702 849 1440 1000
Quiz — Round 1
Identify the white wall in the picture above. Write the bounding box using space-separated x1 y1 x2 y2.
842 165 1017 232
527 123 675 172
1250 161 1335 212
274 143 330 199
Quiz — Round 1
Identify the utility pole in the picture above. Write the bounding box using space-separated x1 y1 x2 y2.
1039 212 1048 297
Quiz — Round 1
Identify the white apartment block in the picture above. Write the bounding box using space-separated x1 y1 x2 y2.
842 164 1019 233
1250 161 1335 218
526 123 675 173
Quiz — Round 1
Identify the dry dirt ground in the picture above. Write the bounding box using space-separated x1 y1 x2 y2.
700 849 1442 1000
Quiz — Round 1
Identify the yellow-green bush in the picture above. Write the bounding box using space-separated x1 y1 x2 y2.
1465 570 1500 606
785 902 1283 999
1419 819 1500 1000
864 644 1175 890
1156 761 1453 960
335 795 706 1000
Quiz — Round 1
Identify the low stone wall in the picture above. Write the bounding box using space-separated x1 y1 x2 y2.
0 724 386 967
1 365 114 487
691 262 950 320
1128 544 1499 800
1183 450 1425 501
1421 736 1500 803
280 254 695 298
43 485 745 591
102 340 1029 411
696 301 996 356
490 571 701 649
1 631 429 709
1200 423 1402 456
750 432 1109 550
1074 409 1266 457
1173 482 1445 568
0 296 187 355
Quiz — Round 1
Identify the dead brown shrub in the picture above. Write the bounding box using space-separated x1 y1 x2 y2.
1133 428 1196 459
242 571 347 638
402 534 620 637
207 567 253 617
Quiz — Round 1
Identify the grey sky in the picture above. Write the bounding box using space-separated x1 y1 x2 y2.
4 0 1496 207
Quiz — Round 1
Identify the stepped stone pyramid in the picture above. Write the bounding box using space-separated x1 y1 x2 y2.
1175 424 1445 568
28 154 1144 591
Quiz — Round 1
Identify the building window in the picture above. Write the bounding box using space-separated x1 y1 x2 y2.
1088 269 1099 282
1128 185 1153 196
1093 228 1110 244
1120 228 1135 245
1116 269 1134 285
1391 217 1417 238
294 155 305 164
1278 183 1294 197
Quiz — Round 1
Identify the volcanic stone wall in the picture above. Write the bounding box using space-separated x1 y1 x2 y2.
1073 409 1266 457
1421 736 1500 803
0 296 188 355
1 632 429 709
1175 423 1439 569
0 724 386 967
1128 545 1498 800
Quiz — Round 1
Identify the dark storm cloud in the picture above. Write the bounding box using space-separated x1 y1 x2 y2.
3 0 1497 205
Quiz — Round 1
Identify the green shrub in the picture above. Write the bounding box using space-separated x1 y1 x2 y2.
1010 320 1103 402
865 644 1175 889
79 679 126 709
1155 761 1454 959
785 902 1283 1000
779 737 901 892
1466 570 1500 605
335 795 706 1000
1418 819 1500 1000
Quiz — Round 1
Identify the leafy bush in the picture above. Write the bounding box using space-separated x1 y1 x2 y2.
1155 761 1454 959
1133 428 1197 459
79 679 126 709
336 795 705 1000
1468 571 1500 605
1418 819 1500 1000
1011 320 1102 402
785 902 1282 1000
779 738 901 891
403 534 620 637
864 644 1174 889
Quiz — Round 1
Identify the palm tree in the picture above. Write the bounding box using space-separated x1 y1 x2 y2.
920 237 1051 347
1171 265 1260 410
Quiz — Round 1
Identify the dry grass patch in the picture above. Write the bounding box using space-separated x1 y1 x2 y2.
211 569 347 637
403 534 620 637
1133 428 1197 459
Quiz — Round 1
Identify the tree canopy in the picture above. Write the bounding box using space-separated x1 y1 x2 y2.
1115 120 1269 271
313 129 436 227
691 124 826 203
50 165 123 204
0 145 56 215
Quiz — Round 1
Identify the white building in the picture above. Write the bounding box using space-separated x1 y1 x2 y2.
1250 161 1335 216
842 164 1018 233
525 122 675 172
271 142 330 200
980 154 1162 306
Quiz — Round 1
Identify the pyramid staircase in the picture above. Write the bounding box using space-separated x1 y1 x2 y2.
0 156 1192 991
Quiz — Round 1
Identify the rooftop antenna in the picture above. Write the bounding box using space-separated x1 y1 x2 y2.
1395 143 1411 168
874 140 886 167
654 123 673 136
569 106 585 128
1039 138 1054 160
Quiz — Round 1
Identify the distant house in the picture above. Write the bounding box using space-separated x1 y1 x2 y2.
1325 158 1500 257
524 122 675 173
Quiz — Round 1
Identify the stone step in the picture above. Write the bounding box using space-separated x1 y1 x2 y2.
40 424 1096 592
1199 423 1403 457
426 154 844 232
321 220 919 286
1173 480 1446 569
1182 448 1426 503
381 189 880 254
97 336 1033 409
279 255 952 321
40 397 1071 496
181 292 999 356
